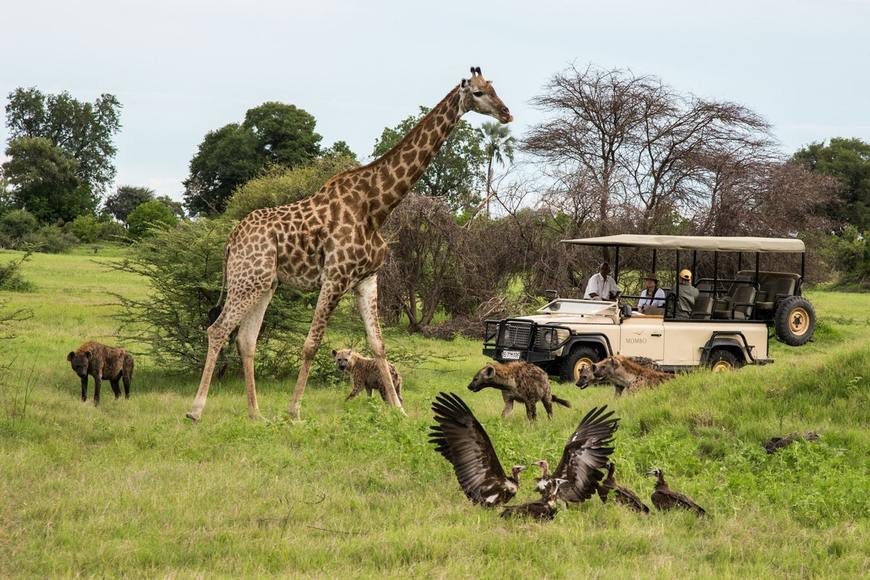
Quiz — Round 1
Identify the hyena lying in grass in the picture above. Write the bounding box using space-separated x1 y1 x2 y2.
332 348 403 404
67 341 134 405
468 360 570 421
575 355 671 396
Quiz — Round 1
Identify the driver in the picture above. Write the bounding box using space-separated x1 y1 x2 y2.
584 262 621 301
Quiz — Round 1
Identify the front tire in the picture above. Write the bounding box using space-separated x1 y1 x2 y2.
559 346 601 383
708 349 742 372
774 296 816 346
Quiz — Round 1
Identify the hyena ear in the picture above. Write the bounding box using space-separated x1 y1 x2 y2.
331 349 337 357
67 352 75 362
483 365 496 379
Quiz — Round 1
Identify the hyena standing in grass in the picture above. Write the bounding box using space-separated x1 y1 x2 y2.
332 348 404 404
67 341 134 405
467 361 571 421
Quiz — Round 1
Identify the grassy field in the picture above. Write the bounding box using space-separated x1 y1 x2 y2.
1 248 869 577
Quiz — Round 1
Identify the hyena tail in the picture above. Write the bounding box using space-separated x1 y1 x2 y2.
552 395 572 408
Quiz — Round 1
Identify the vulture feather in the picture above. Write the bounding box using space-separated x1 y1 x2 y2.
598 462 650 513
646 468 707 516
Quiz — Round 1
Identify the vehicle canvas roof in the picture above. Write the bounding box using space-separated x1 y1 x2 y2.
561 234 805 253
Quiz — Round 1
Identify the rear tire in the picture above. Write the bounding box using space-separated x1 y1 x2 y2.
708 349 742 372
559 346 601 383
774 296 816 346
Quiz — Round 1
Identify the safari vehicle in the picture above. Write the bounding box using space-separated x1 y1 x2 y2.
483 235 815 381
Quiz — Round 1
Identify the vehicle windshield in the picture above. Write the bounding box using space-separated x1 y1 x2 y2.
537 299 617 315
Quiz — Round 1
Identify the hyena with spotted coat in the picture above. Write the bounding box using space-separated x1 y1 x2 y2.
576 355 671 396
67 341 134 405
332 348 403 404
468 361 571 421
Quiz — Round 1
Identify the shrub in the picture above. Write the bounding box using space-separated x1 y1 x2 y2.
127 200 179 239
0 209 38 249
20 225 78 253
225 155 358 220
0 252 34 292
111 218 326 376
65 214 103 243
826 226 870 288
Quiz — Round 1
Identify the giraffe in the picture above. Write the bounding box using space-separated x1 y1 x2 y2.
185 66 513 422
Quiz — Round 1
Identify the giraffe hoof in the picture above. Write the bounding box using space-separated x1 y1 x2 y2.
185 412 201 422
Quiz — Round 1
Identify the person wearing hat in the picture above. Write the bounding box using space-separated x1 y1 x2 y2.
638 272 666 313
676 269 699 318
584 261 621 301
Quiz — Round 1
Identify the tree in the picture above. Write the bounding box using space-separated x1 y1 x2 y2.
104 185 155 223
523 65 772 234
480 122 515 217
183 123 261 216
127 200 179 238
792 138 870 231
5 88 121 194
322 140 357 162
155 195 185 219
242 102 322 166
371 107 486 211
183 102 324 216
1 137 97 223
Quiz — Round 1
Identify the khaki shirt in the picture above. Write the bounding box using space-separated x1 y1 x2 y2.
677 283 699 318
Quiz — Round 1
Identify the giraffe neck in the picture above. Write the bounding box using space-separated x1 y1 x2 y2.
369 86 466 224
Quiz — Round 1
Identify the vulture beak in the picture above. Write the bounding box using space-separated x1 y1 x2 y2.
645 469 659 477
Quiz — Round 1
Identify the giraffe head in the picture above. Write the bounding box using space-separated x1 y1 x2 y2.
460 66 512 123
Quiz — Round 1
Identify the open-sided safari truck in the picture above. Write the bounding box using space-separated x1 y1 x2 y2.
483 235 815 381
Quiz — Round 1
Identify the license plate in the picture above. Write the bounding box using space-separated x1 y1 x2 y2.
501 350 521 360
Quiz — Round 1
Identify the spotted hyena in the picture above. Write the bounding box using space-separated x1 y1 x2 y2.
67 341 134 405
468 360 571 421
332 348 403 404
576 355 671 396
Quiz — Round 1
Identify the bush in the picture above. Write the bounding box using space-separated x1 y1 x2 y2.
111 218 325 376
20 225 78 253
65 214 103 243
225 155 358 220
127 200 179 239
827 226 870 288
0 209 38 249
0 252 34 292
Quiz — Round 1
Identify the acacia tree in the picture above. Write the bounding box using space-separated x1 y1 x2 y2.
524 66 773 233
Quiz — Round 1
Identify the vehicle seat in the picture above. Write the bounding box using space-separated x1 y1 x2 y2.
756 277 796 312
691 295 713 319
715 286 756 319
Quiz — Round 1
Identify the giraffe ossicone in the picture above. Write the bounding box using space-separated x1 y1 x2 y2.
185 67 512 422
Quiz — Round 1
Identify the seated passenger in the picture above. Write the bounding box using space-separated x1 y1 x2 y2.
638 273 666 313
676 269 699 319
584 262 621 301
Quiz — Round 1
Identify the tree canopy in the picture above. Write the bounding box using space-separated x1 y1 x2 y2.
5 88 121 194
127 200 179 239
792 137 870 231
371 107 486 212
183 102 323 216
104 185 156 223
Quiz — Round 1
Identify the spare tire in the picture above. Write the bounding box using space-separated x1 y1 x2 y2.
774 296 816 346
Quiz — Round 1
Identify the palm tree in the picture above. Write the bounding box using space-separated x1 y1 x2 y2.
481 122 515 217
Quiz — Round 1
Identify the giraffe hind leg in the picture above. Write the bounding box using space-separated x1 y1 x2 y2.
186 285 270 422
354 275 404 412
236 286 275 420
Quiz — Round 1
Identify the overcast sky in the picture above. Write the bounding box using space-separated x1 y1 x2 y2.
2 0 869 202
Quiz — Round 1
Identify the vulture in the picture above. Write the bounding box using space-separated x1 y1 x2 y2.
598 462 650 513
534 405 620 503
763 431 820 454
429 393 619 512
500 478 567 521
645 468 707 516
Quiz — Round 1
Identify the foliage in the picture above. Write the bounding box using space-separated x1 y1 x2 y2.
126 200 179 239
109 218 321 375
1 137 98 223
4 87 121 194
184 102 324 216
155 195 185 219
225 155 359 220
0 251 34 292
371 106 486 212
103 185 155 223
322 140 358 162
793 137 870 231
824 226 870 288
478 121 516 218
0 208 38 249
64 214 126 244
20 225 79 253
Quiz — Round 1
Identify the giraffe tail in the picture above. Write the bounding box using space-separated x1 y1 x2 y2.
208 243 231 325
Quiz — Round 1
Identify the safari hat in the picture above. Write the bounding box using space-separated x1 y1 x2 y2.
643 272 658 282
679 269 692 281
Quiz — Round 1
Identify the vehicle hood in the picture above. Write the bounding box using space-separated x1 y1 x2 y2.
514 313 616 326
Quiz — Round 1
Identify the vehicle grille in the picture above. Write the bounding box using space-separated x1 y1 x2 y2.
499 322 532 349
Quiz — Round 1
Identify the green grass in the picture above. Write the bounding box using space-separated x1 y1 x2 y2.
1 248 869 577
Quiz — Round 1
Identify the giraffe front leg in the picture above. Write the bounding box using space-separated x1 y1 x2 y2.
354 275 404 413
289 280 348 420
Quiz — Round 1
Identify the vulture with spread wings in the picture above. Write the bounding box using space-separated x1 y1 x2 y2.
429 392 619 512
